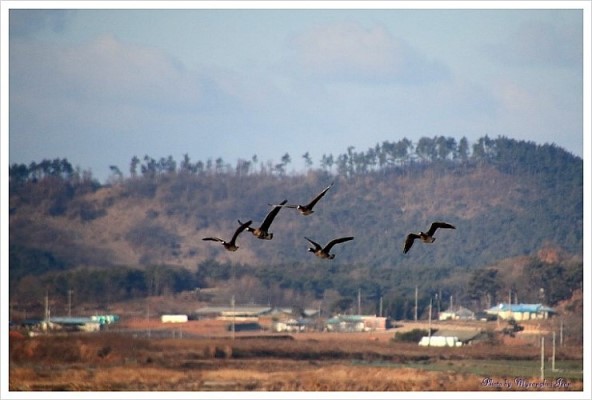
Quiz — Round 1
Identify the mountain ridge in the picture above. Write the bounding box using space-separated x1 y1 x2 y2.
9 136 583 318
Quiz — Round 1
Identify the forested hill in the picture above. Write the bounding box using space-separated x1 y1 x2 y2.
9 136 583 318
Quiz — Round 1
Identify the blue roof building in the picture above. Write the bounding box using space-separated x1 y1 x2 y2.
485 303 556 321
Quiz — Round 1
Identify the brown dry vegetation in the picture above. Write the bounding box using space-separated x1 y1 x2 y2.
9 328 584 392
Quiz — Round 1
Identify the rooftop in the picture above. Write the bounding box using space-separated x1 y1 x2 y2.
485 303 556 314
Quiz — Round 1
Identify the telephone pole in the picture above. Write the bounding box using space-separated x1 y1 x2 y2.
414 286 418 321
231 295 235 341
146 301 151 339
540 336 545 380
552 331 556 371
427 298 433 347
68 289 74 317
44 289 49 322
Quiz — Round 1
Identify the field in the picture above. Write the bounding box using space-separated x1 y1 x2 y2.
9 319 584 392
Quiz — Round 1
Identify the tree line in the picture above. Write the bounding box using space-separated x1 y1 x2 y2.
8 135 583 321
10 135 581 186
10 252 582 321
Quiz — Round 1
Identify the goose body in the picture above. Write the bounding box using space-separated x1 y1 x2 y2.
240 200 287 240
404 222 455 254
271 182 334 216
202 220 252 251
305 236 354 259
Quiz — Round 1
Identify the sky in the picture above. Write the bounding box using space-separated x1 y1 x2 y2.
1 3 591 397
5 2 588 183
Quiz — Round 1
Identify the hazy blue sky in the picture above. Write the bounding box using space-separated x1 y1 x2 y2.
7 3 585 182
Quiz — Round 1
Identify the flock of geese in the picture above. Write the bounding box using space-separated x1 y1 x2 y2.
203 182 456 259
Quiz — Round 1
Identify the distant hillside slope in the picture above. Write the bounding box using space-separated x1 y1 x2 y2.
9 136 583 317
10 137 582 269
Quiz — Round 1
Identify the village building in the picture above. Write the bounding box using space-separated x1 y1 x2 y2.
438 305 475 321
193 305 320 331
194 306 272 322
161 314 188 323
17 315 119 333
325 315 387 332
484 303 556 321
418 329 485 347
272 318 311 333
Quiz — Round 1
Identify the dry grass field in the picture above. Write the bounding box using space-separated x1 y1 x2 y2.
9 319 584 392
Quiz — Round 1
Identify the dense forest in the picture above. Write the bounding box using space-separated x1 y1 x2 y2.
8 135 583 320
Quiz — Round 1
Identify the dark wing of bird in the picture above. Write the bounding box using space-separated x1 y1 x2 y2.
304 182 334 209
323 236 354 252
231 220 252 242
202 237 225 243
260 199 287 230
304 237 323 251
268 203 298 209
403 233 420 254
427 222 456 236
238 219 253 228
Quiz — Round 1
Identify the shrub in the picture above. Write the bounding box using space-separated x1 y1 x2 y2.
392 328 435 343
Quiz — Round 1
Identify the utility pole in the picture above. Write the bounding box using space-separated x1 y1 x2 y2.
231 295 235 341
146 301 151 339
44 289 49 322
44 288 50 331
427 298 433 347
437 289 441 315
357 288 361 315
552 331 556 371
379 296 383 317
540 336 545 380
231 264 236 340
414 286 418 322
68 289 73 317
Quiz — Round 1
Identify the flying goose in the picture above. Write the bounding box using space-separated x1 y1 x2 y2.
239 200 287 240
305 236 354 259
270 182 334 216
403 222 456 254
202 220 252 251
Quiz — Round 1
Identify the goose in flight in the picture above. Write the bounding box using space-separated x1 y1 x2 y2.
404 222 456 254
239 200 287 240
270 182 334 216
305 236 354 259
202 220 252 251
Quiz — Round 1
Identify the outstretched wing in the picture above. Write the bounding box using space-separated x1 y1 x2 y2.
324 236 354 252
403 233 420 254
260 200 287 230
268 203 298 209
202 237 225 244
231 220 252 242
304 237 323 251
427 222 456 236
304 182 334 209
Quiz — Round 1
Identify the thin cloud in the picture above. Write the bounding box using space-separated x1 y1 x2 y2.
488 77 581 153
9 33 244 169
486 20 582 68
10 34 212 113
9 9 75 37
287 21 450 84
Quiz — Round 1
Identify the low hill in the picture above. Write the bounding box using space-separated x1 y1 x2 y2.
8 136 583 319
